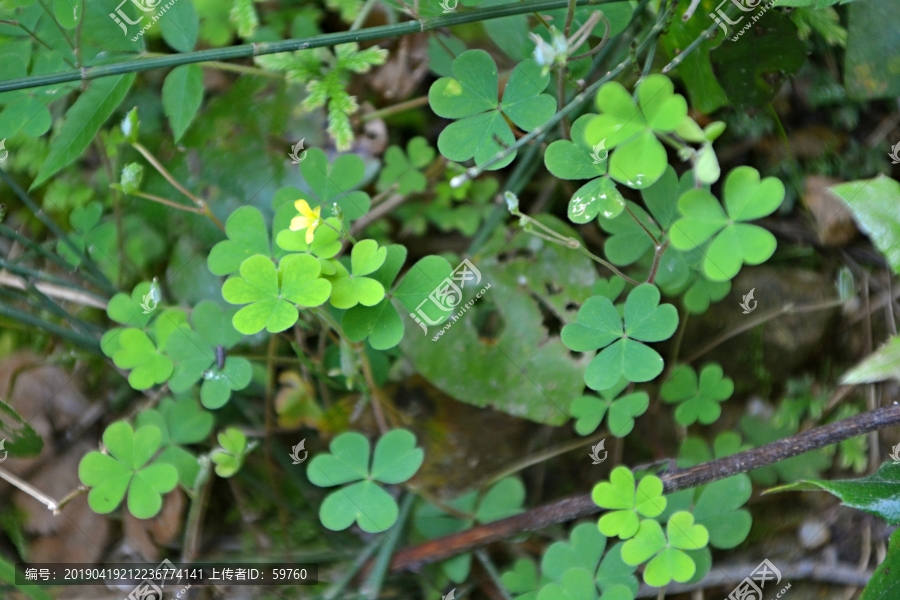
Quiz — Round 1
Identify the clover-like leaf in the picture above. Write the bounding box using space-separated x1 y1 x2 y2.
429 50 556 170
691 475 752 549
621 512 708 587
200 356 252 409
661 363 734 426
136 397 213 489
78 422 178 519
164 324 216 393
104 281 157 333
298 148 372 221
377 137 435 194
542 522 607 580
585 75 687 190
415 477 525 583
569 379 649 437
211 427 253 478
593 467 667 539
597 201 662 267
207 206 271 276
223 254 331 334
191 301 244 349
563 285 678 391
670 166 785 281
276 216 343 262
111 329 174 390
327 240 388 309
307 429 423 533
536 567 597 600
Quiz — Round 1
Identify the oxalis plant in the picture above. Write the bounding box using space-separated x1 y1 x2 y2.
0 0 899 599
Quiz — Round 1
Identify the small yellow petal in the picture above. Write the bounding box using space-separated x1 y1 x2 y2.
290 216 310 231
305 227 315 245
294 199 312 214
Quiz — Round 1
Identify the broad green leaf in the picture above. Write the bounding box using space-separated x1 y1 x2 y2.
160 0 199 52
830 176 900 276
841 336 900 384
781 462 900 524
112 329 174 390
32 74 135 189
860 527 900 600
162 65 204 142
692 475 752 549
200 356 252 409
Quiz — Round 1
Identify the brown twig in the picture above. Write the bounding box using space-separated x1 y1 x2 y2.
389 402 900 572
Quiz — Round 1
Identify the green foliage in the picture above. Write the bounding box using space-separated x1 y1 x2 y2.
841 336 900 384
544 114 622 224
78 422 178 519
677 432 747 468
255 43 387 150
662 475 753 549
223 254 331 334
620 512 708 587
342 249 454 350
569 378 649 437
585 75 687 190
500 523 638 600
562 284 678 391
136 397 213 489
592 467 667 539
0 398 43 458
162 65 204 142
377 137 435 195
429 50 556 170
307 429 424 533
830 176 900 276
660 363 734 426
33 74 135 189
670 166 785 281
415 478 525 583
860 527 900 600
327 239 387 309
210 427 253 478
779 462 900 525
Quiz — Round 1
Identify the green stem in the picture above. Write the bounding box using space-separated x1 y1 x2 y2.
475 550 514 600
0 296 100 353
360 493 415 600
362 96 430 122
181 456 213 563
0 168 116 295
351 0 379 30
321 537 384 600
0 0 625 93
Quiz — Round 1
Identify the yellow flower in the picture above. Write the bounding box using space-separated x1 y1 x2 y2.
290 199 322 244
